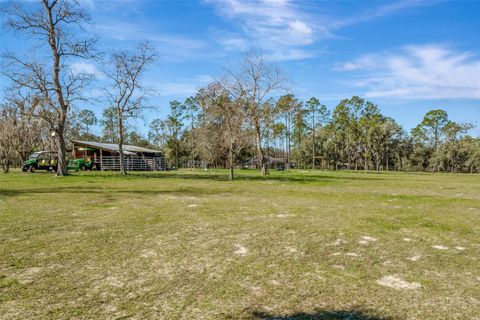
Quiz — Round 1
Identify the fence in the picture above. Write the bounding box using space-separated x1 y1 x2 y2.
186 160 211 169
101 156 166 171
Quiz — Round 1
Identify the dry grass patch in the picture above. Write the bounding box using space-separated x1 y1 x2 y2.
0 169 479 319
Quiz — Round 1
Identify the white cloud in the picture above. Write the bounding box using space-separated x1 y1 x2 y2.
288 20 313 38
205 0 324 58
337 44 480 100
154 75 214 96
205 0 432 62
70 62 104 78
96 23 205 61
264 49 318 62
334 0 435 28
218 36 250 52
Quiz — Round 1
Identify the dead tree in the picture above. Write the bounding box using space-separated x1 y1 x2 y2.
199 81 247 180
3 92 44 162
0 108 17 173
104 44 157 175
226 54 286 175
3 0 98 176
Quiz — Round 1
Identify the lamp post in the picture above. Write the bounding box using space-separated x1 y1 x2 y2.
50 129 57 151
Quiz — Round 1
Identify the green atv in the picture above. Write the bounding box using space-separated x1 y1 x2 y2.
67 158 96 171
68 147 98 171
22 151 58 173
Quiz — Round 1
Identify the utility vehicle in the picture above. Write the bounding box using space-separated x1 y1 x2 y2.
22 151 58 173
68 147 98 171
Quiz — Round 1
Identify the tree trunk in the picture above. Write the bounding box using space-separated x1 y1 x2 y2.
56 129 68 176
285 114 290 171
175 127 179 169
228 143 234 181
46 1 68 176
364 149 368 171
2 159 10 173
385 147 389 172
255 123 268 176
191 110 195 166
334 140 338 170
312 110 315 170
118 113 127 175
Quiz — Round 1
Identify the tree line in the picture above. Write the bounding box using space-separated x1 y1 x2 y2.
147 89 479 179
1 0 479 178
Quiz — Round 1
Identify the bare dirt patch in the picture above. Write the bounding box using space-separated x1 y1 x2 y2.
344 252 360 257
377 275 421 290
234 244 248 256
407 255 422 262
16 267 42 284
328 238 347 246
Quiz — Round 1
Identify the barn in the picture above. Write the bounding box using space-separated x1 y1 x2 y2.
71 140 166 171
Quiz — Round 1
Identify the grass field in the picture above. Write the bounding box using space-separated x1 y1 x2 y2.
0 169 479 319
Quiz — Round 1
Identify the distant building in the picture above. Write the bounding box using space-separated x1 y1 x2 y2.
71 140 166 171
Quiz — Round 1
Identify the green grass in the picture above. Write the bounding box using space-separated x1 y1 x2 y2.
0 169 479 319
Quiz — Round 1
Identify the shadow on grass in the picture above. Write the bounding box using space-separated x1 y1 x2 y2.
0 170 386 198
74 170 386 184
252 309 389 320
0 185 218 198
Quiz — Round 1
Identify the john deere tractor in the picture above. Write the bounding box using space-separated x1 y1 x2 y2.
68 147 98 171
67 158 96 171
22 151 58 173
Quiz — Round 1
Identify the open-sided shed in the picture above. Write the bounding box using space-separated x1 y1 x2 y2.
71 140 166 171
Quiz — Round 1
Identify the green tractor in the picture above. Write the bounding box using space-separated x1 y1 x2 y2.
22 151 58 173
68 147 98 171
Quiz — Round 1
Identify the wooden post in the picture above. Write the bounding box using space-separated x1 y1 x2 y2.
72 142 76 159
100 148 104 171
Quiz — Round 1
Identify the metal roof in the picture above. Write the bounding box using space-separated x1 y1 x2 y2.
71 140 162 154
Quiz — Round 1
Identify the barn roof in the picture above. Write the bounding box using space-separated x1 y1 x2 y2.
71 140 161 154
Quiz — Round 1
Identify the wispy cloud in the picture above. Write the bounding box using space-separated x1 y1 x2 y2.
70 62 104 79
205 0 328 60
205 0 434 62
153 75 215 97
96 23 205 61
336 44 480 100
334 0 435 28
264 49 319 62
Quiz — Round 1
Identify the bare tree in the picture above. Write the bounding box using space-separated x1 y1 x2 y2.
199 81 247 180
104 44 157 175
0 93 44 173
6 93 44 160
226 54 286 175
2 0 98 176
195 91 224 169
148 118 169 150
0 108 17 173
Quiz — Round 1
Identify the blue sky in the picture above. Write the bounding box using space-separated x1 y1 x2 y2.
1 0 480 136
